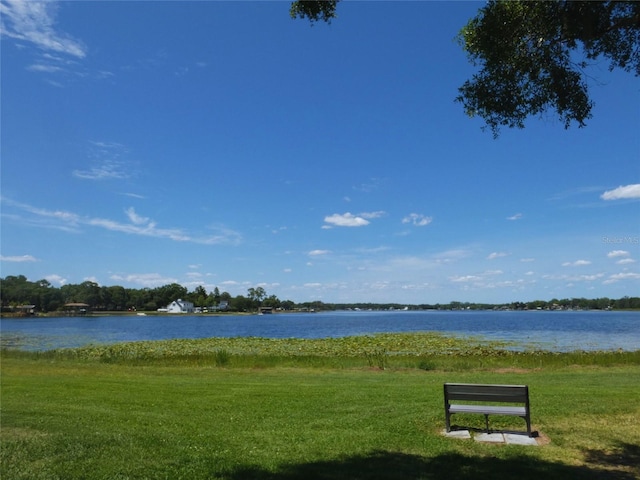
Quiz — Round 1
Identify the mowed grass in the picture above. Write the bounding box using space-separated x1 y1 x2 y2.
1 334 640 479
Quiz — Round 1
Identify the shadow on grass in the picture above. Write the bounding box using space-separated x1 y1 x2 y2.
583 442 640 478
227 449 636 480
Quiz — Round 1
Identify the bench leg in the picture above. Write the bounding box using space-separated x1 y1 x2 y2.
524 415 532 437
484 414 490 433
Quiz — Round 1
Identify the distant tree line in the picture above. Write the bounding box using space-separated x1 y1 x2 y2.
1 275 638 315
0 275 291 314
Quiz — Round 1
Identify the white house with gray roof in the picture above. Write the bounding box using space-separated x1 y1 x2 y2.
160 299 194 313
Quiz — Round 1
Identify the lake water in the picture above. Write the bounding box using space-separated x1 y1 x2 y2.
2 310 639 352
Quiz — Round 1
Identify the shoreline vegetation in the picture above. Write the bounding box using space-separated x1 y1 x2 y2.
3 333 639 369
2 307 640 320
2 275 640 317
2 335 639 479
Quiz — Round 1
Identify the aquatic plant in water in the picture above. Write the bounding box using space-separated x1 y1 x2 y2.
50 332 516 361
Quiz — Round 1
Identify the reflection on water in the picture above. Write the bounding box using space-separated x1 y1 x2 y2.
1 310 639 352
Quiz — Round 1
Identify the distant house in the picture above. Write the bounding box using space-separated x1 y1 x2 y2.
162 299 195 314
209 300 229 312
65 303 90 315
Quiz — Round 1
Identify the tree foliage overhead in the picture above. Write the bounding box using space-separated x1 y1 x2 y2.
457 1 640 136
290 1 640 136
290 0 340 24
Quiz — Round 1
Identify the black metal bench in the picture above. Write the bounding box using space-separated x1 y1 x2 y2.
444 383 532 437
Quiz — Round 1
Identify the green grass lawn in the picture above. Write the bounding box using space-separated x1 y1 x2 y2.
2 336 639 479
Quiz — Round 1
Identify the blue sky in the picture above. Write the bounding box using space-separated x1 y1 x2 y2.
1 1 639 304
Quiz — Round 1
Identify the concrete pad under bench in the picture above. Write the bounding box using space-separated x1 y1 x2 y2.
442 429 472 439
474 432 505 443
442 430 539 446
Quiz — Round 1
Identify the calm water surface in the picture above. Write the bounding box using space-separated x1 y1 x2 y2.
1 310 639 352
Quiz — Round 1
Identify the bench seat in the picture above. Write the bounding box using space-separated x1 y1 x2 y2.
448 404 527 416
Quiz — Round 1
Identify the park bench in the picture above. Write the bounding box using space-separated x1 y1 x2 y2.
444 383 532 437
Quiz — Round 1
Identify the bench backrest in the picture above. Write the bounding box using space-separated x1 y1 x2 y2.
444 383 529 404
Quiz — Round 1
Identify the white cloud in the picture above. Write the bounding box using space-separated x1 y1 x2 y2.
353 178 383 193
543 273 604 282
562 260 592 267
3 197 241 245
402 213 433 227
125 207 150 225
520 258 535 262
0 0 86 58
120 192 146 199
1 197 81 231
26 63 63 73
73 161 130 180
0 254 37 262
617 258 636 265
88 216 190 241
360 211 386 219
487 252 509 260
450 275 483 283
507 213 523 221
484 270 503 276
73 142 131 180
603 272 640 284
433 249 471 264
110 273 178 288
607 250 630 258
450 269 503 284
45 274 67 285
601 184 640 200
308 249 331 256
324 212 370 228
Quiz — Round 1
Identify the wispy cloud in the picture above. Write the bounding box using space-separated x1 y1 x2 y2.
110 273 178 288
73 141 131 180
601 184 640 201
360 211 386 220
353 178 384 193
603 272 640 284
125 207 150 225
26 63 64 73
45 274 67 286
0 254 38 262
562 260 592 267
1 197 81 232
548 186 605 201
607 250 630 258
450 270 503 283
73 162 130 180
487 252 509 260
323 212 371 228
120 192 146 199
402 213 433 227
507 213 523 221
308 249 331 256
616 258 636 265
2 198 242 245
1 1 116 83
0 0 86 58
